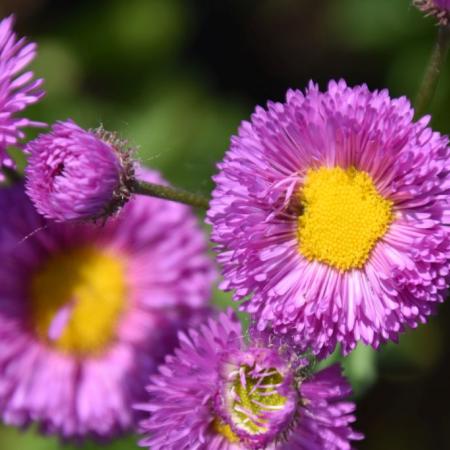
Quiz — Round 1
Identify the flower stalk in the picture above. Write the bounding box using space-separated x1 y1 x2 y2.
133 179 210 209
415 24 450 118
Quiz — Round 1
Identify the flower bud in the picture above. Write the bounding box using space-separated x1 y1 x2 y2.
25 120 135 222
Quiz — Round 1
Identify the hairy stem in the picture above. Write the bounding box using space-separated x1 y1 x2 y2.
133 180 210 209
415 25 450 118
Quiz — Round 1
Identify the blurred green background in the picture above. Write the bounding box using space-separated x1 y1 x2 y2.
0 0 449 448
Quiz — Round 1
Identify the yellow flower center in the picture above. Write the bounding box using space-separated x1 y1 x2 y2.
227 365 286 439
212 419 240 443
30 246 127 356
298 166 393 271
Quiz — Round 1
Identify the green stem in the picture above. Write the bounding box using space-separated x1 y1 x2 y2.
415 25 450 118
133 180 210 210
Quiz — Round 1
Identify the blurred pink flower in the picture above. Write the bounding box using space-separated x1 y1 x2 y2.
0 15 44 174
0 175 214 441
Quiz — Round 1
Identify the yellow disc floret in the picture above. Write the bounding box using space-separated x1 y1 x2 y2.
212 419 240 443
30 246 127 356
230 366 286 436
298 166 393 271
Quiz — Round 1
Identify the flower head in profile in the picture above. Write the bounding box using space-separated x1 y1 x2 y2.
0 15 44 173
0 171 214 440
414 0 450 24
138 310 362 450
208 80 450 357
25 120 135 222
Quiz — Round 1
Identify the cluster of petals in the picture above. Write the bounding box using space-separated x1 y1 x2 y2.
414 0 450 24
208 80 450 357
0 170 214 440
138 310 362 450
25 120 134 222
0 15 44 173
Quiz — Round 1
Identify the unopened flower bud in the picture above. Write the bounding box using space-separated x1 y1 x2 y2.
25 120 135 222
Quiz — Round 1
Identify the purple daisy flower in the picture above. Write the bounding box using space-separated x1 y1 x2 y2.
0 15 44 172
414 0 450 24
25 120 135 222
208 80 450 357
138 310 363 450
0 169 214 440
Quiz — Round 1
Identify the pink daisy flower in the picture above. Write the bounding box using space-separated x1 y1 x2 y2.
208 80 450 357
0 170 214 440
137 310 363 450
